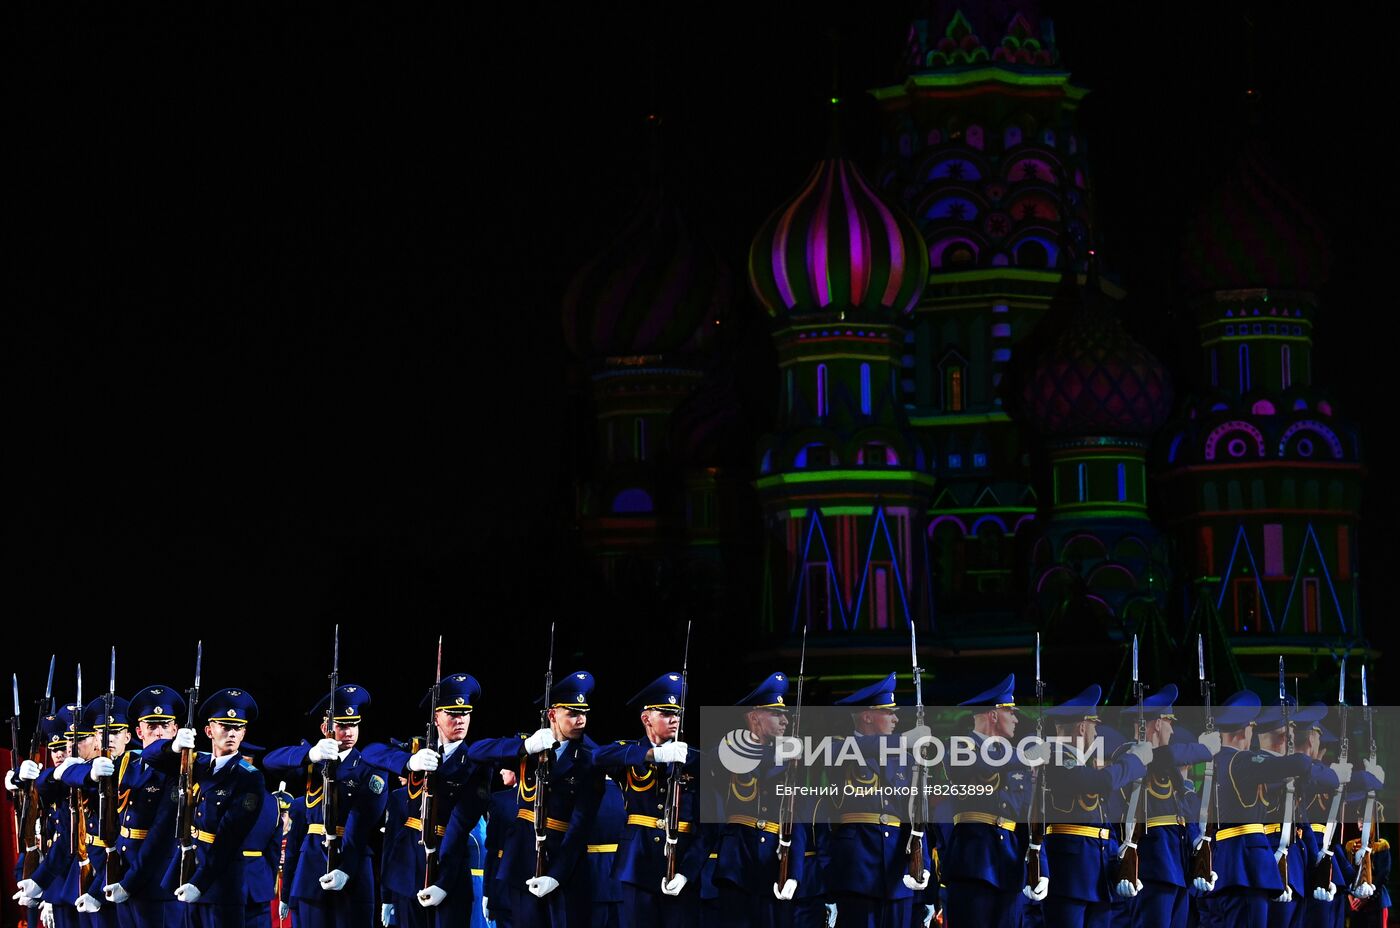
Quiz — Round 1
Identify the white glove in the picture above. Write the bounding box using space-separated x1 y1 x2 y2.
1192 871 1218 893
14 879 41 903
1313 882 1337 902
103 883 129 904
19 759 41 781
904 725 933 748
902 868 930 891
4 771 15 792
174 882 201 903
1197 731 1222 755
279 901 289 920
1331 761 1354 784
1355 846 1371 867
173 728 197 751
75 893 103 913
825 902 837 927
1114 878 1143 898
407 749 439 773
527 876 560 898
1021 739 1052 766
923 904 935 928
319 869 349 891
1023 875 1049 901
417 885 447 907
773 877 798 900
1364 759 1385 785
39 902 54 928
1126 741 1154 765
1274 887 1292 904
652 741 689 765
481 896 490 920
524 728 556 755
381 902 395 925
89 756 115 781
660 874 687 896
309 739 341 763
53 757 77 778
1354 881 1376 900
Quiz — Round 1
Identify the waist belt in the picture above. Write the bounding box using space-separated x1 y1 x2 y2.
1046 825 1110 840
242 851 263 858
1146 815 1186 828
518 809 569 832
1311 824 1327 834
839 813 903 826
626 814 692 833
306 824 346 837
954 812 1017 831
88 837 111 849
587 844 619 853
405 817 446 837
726 815 781 834
1215 824 1265 841
120 827 149 840
196 830 218 844
471 868 485 876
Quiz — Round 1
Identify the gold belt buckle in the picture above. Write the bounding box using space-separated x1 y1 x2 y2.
755 819 768 830
879 813 894 825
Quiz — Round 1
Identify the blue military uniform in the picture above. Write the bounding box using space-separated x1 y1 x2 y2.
12 712 70 928
706 671 809 928
1111 686 1211 928
142 687 268 928
58 696 135 928
1300 716 1345 928
363 673 493 928
943 675 1029 928
265 786 294 927
588 777 625 928
264 683 389 928
1197 691 1313 928
238 755 279 928
1336 773 1388 927
1041 685 1147 928
25 707 83 928
592 672 705 928
101 686 185 928
825 673 932 928
468 670 605 928
484 783 521 927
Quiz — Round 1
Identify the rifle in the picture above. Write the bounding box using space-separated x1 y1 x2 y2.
663 620 693 883
274 781 289 922
9 675 22 861
17 657 55 881
1351 664 1376 893
1275 657 1294 895
1116 635 1146 893
1313 658 1349 889
1025 633 1046 891
175 642 203 885
1189 635 1216 884
322 625 341 874
421 636 443 889
100 647 123 885
905 614 928 885
533 623 557 880
775 625 805 887
73 665 92 889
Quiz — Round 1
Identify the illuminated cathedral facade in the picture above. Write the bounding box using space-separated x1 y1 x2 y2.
561 5 1367 699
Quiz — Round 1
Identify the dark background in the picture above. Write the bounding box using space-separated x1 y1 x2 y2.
8 3 1395 752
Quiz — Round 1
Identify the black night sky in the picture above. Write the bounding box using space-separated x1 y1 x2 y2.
9 3 1397 750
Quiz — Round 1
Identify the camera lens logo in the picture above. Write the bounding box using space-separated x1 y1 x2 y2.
716 729 768 774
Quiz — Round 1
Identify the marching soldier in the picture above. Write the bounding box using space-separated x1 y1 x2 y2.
708 671 808 928
1299 713 1345 928
8 713 69 928
13 708 79 925
362 672 493 928
592 672 703 928
588 776 626 928
942 675 1028 928
38 702 100 928
1109 685 1211 928
59 696 133 926
484 768 522 928
1190 690 1311 927
239 749 281 927
1337 770 1388 927
142 687 268 928
468 670 605 928
826 672 932 928
1039 684 1151 928
264 683 389 928
98 685 185 928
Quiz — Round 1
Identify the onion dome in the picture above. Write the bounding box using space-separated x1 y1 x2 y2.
1182 142 1331 294
563 187 730 359
1024 273 1173 438
748 157 928 320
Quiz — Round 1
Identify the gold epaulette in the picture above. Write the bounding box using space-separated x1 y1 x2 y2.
1346 837 1389 853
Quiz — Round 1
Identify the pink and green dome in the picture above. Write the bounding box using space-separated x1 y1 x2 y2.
748 157 928 321
562 188 729 359
1182 143 1331 295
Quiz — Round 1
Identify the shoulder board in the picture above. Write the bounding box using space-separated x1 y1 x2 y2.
1375 838 1390 853
615 740 631 746
239 759 258 772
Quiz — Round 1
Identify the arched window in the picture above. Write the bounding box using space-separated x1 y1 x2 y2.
816 364 828 418
860 363 872 415
945 365 964 411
